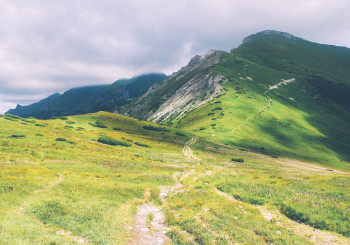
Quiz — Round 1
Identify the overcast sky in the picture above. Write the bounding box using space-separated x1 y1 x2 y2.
1 0 350 113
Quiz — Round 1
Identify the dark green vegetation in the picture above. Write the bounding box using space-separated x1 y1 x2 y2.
6 73 167 119
97 136 131 147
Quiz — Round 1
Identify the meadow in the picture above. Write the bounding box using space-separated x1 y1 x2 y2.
0 112 349 244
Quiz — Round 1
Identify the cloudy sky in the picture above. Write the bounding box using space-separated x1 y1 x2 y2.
1 0 350 113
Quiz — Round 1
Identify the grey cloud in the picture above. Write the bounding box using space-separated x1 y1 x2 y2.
1 0 350 113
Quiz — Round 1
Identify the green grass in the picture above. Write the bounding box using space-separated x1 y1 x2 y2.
0 112 349 244
170 52 350 170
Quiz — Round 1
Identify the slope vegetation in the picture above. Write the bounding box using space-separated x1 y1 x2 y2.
123 31 350 170
0 113 349 244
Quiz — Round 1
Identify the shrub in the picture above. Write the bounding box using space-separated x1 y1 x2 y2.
89 121 107 128
143 125 170 132
64 125 74 129
211 123 216 126
199 127 206 131
35 123 46 127
65 121 75 125
135 142 151 147
175 132 185 137
231 158 244 163
212 107 222 111
248 198 264 205
55 137 66 142
10 134 26 138
113 127 122 131
36 134 43 136
280 204 309 224
97 136 131 147
60 116 68 120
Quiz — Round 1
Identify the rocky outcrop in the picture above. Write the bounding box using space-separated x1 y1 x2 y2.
120 50 224 123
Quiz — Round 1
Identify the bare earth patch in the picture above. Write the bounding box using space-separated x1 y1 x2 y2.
133 203 170 245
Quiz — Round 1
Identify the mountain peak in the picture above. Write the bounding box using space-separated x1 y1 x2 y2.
242 30 301 44
187 49 216 66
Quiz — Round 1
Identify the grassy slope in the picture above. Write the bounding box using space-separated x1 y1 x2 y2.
0 112 349 244
234 31 350 85
0 112 189 244
174 52 350 170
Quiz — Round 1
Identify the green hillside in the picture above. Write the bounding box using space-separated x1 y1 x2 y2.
0 112 349 244
125 31 350 170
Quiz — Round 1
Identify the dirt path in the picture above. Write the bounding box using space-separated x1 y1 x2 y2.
232 78 295 135
211 184 350 245
133 203 170 245
276 158 349 174
182 137 200 161
132 137 201 245
232 94 271 134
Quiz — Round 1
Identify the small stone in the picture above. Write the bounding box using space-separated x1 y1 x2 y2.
141 228 149 232
276 231 282 235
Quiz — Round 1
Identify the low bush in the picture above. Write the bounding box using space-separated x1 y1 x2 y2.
199 127 206 131
175 132 185 137
89 121 107 128
55 137 67 142
280 204 309 224
60 116 68 120
212 107 222 111
10 134 26 138
231 158 244 163
135 142 151 147
98 136 131 147
35 123 46 127
143 125 170 132
113 127 122 131
65 121 75 125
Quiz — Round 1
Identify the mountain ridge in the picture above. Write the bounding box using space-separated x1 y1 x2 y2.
6 73 167 119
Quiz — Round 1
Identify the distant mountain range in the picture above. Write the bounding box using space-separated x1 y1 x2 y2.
6 73 167 119
6 30 350 166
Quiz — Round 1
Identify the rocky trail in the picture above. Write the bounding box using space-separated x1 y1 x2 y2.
182 136 201 161
133 202 170 245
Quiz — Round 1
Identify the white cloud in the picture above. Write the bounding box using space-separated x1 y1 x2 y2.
1 0 350 113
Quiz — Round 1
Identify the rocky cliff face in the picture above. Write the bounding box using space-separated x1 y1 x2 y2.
120 50 224 123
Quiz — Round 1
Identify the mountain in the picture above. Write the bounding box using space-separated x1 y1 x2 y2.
1 31 350 244
6 73 167 119
120 30 350 169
